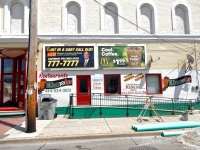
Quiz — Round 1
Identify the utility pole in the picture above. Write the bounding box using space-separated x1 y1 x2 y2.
26 0 38 133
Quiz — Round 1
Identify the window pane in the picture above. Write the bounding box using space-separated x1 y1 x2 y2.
80 78 88 93
67 4 80 34
147 75 160 93
21 58 25 71
3 75 13 103
20 75 24 94
16 59 18 72
10 2 24 34
15 75 18 101
105 5 117 34
105 76 119 94
4 59 13 73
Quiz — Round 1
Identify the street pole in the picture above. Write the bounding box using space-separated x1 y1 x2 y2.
26 0 38 133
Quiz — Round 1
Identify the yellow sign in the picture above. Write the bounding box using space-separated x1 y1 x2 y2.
100 58 108 66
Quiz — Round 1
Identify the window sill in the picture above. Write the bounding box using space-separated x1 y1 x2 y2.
146 92 163 95
104 93 121 96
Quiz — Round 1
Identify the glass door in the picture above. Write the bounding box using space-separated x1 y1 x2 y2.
1 55 26 108
2 59 13 105
3 75 13 104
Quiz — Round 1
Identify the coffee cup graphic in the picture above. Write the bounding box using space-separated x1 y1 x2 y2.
126 47 142 67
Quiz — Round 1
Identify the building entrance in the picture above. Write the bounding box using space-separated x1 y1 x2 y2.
76 75 91 105
0 54 26 110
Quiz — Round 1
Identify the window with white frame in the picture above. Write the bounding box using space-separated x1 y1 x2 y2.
140 4 155 34
172 0 191 34
146 74 162 95
4 0 29 34
104 3 119 34
10 2 24 34
67 2 81 34
175 5 189 34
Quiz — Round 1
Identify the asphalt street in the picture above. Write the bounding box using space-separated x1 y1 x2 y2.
0 136 197 150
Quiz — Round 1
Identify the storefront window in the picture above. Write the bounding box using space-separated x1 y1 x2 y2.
104 74 120 94
4 59 13 73
3 75 13 103
20 58 25 71
146 74 162 94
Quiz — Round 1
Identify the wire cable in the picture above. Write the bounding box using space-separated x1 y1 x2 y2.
93 0 198 55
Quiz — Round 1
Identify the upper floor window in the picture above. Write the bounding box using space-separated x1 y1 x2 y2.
172 1 191 34
175 5 189 34
104 3 119 34
10 2 24 34
140 4 155 34
66 2 81 34
3 0 29 34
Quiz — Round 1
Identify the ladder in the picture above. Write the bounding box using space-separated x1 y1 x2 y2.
137 100 164 122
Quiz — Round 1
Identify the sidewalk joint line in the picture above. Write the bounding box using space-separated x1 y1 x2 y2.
104 118 112 133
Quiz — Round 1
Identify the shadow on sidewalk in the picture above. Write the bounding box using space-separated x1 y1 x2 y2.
0 120 25 132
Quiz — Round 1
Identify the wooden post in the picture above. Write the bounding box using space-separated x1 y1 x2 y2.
26 0 38 133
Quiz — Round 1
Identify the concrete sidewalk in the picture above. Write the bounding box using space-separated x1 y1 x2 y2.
0 114 200 144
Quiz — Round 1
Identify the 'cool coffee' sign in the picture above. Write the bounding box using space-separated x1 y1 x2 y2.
168 75 191 87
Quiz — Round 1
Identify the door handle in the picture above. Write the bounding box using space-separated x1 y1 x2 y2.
88 87 90 94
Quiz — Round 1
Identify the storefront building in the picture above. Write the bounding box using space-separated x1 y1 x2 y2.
0 0 200 116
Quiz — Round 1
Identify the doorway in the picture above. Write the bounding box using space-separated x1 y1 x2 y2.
76 75 91 105
0 54 26 109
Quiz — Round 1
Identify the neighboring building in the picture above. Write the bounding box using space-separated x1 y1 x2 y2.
0 0 200 114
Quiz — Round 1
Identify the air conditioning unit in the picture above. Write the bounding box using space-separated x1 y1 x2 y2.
197 97 200 102
192 86 199 91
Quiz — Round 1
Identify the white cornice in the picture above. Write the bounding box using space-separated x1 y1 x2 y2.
1 35 200 43
38 35 200 43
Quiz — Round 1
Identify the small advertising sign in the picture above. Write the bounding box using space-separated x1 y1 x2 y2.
121 73 146 95
168 75 192 87
43 45 95 70
98 45 146 68
37 71 75 107
91 75 104 93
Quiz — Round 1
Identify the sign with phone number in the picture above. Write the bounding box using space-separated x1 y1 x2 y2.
44 46 94 69
44 88 71 93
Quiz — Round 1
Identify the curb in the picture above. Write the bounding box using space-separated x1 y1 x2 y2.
0 131 162 144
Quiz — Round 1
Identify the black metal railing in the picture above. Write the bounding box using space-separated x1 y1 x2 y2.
69 93 200 117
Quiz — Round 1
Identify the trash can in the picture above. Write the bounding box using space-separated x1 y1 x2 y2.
38 94 51 118
41 98 57 120
181 111 189 121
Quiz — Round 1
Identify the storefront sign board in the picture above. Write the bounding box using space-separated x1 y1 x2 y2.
37 71 75 106
43 45 95 70
91 75 104 93
98 45 146 68
121 73 146 95
168 75 192 87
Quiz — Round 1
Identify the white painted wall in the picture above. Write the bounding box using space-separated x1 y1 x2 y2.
1 0 200 35
38 69 199 107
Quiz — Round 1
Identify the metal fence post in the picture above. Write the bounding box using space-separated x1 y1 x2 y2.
126 95 129 117
100 93 102 116
150 97 152 116
70 94 74 117
172 98 175 115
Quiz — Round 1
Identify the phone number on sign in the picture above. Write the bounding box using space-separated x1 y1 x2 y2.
48 60 79 67
44 89 71 93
